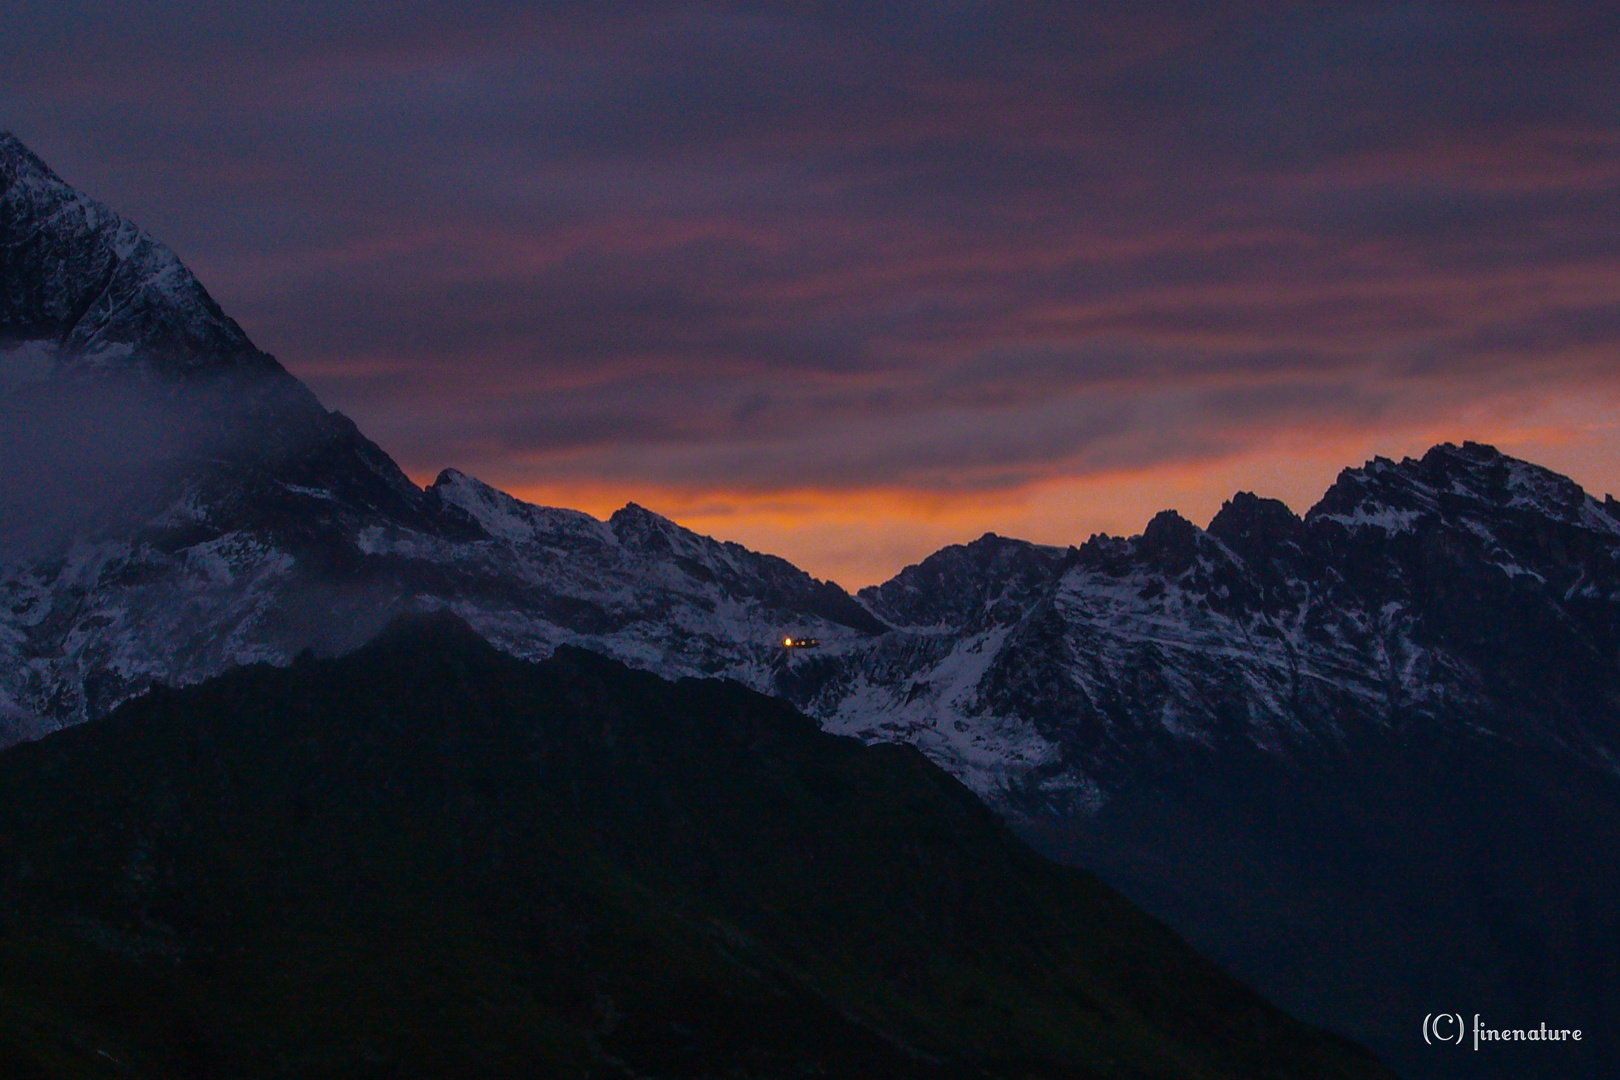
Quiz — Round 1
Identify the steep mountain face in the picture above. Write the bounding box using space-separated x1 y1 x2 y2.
0 129 453 734
0 134 882 745
0 613 1395 1079
0 132 270 381
6 132 1620 1077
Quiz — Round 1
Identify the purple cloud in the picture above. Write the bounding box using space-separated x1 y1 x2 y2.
3 2 1618 515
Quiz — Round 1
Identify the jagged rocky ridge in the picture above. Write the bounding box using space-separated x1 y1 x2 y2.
8 130 1618 805
6 132 1620 1077
845 446 1620 811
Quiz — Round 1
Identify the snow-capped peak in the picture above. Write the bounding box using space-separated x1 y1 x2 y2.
428 469 612 547
0 130 283 385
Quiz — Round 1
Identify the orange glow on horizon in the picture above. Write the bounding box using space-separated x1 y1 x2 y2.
408 391 1620 591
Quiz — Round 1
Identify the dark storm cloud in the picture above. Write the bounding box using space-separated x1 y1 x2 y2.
4 2 1618 494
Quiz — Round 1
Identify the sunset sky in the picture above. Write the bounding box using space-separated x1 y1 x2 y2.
7 3 1619 587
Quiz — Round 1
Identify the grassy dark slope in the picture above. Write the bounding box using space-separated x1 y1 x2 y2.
0 614 1393 1079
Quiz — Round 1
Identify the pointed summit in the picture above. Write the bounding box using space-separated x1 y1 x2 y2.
608 501 686 553
0 130 52 174
0 130 295 387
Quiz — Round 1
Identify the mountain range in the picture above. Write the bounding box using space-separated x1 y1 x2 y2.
4 131 1617 1077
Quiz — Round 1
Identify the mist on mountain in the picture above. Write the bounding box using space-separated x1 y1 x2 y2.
2 375 233 556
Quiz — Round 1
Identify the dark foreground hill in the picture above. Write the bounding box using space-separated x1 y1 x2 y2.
0 613 1391 1080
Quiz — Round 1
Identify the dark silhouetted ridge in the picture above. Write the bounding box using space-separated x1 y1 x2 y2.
0 617 1393 1079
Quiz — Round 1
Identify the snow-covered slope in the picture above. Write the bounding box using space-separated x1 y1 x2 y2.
0 455 885 746
803 445 1620 808
0 133 886 743
0 131 286 385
